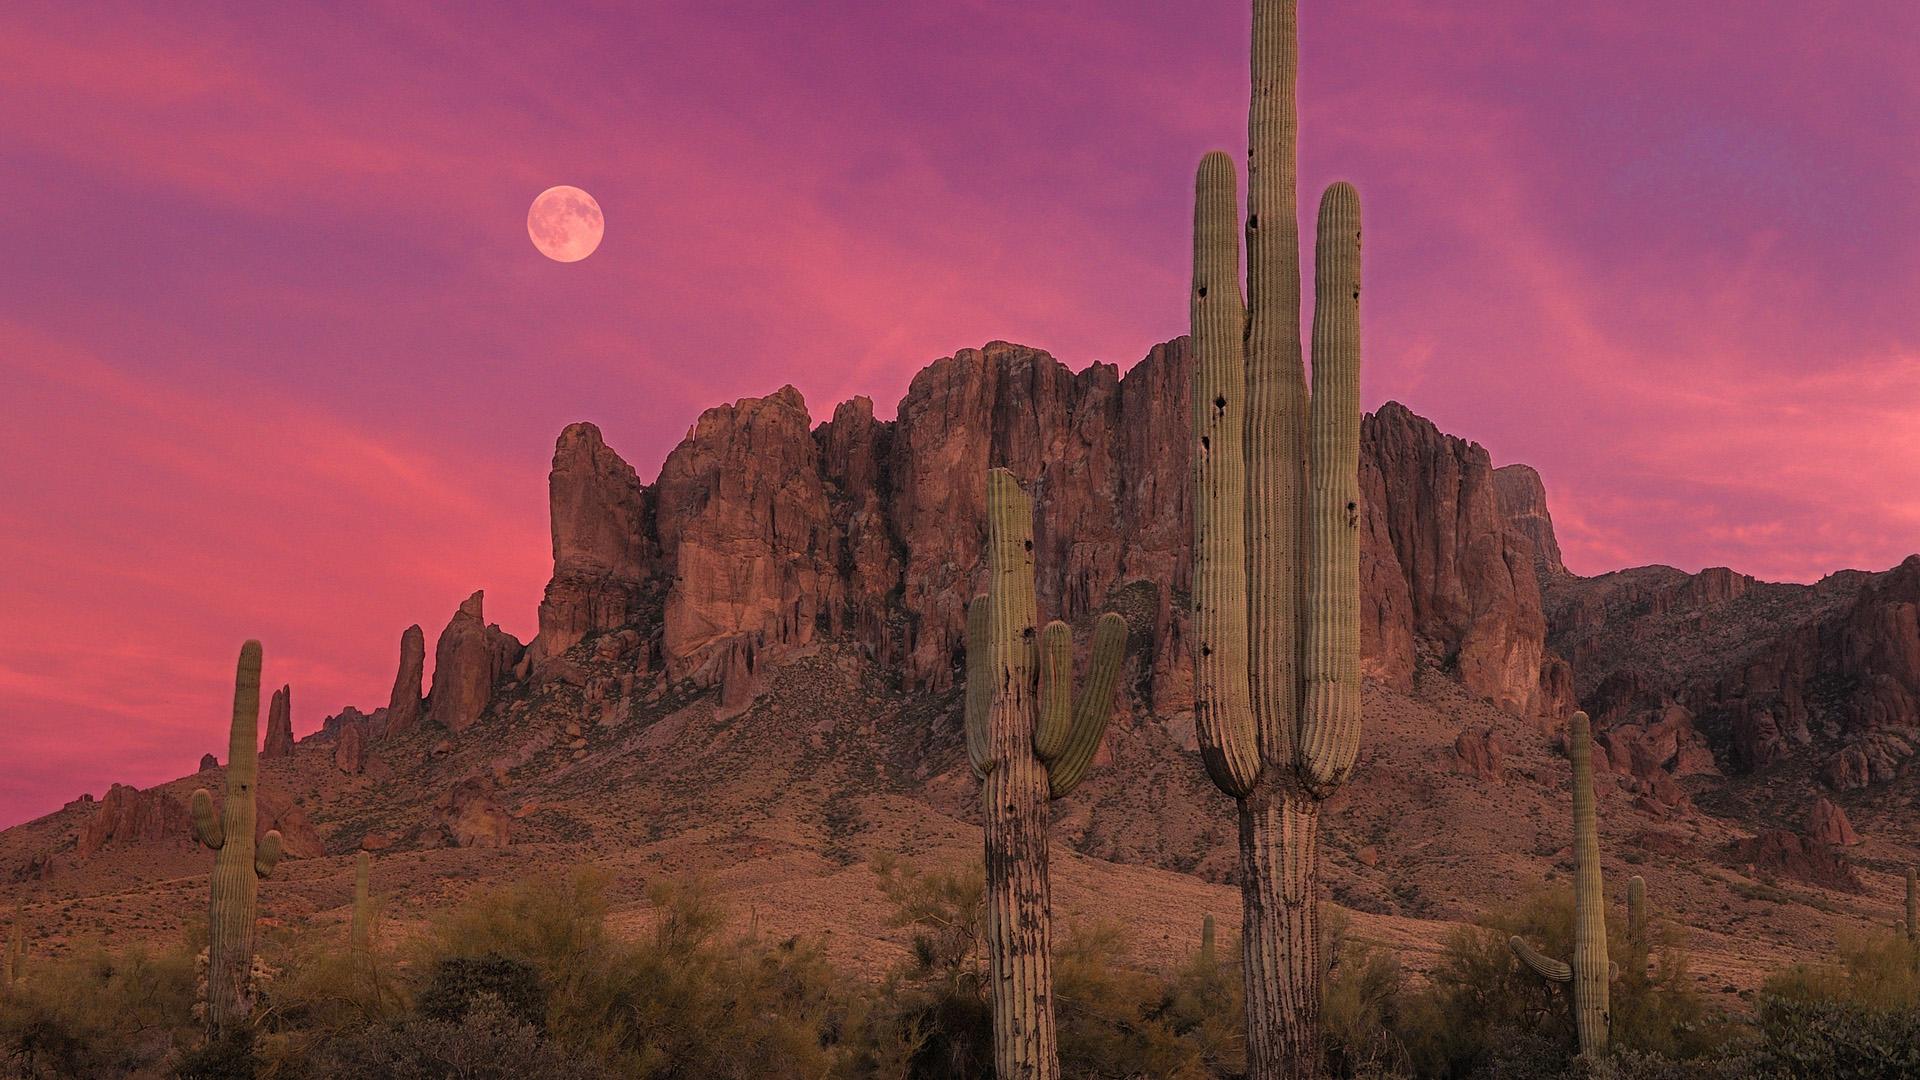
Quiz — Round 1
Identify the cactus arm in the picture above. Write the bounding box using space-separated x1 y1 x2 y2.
1627 874 1648 966
255 830 283 879
964 596 993 778
1033 621 1075 763
1190 151 1261 799
1045 612 1128 799
1509 936 1573 983
1298 182 1364 794
191 788 224 850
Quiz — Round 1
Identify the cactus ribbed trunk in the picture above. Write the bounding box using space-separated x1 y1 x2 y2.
1906 867 1916 941
1189 4 1364 1076
207 642 263 1033
981 471 1060 1080
1240 792 1324 1077
1568 712 1611 1057
192 641 285 1037
350 851 373 991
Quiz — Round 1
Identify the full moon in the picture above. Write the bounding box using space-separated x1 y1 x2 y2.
527 185 604 263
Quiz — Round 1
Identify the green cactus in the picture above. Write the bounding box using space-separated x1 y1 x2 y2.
3 917 23 988
1200 914 1218 967
191 641 285 1034
1906 867 1916 942
1188 0 1363 1072
1509 710 1611 1058
350 851 374 989
967 468 1129 1079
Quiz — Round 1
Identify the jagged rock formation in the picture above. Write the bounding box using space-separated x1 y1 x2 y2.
436 777 510 849
1452 728 1506 780
384 624 425 736
1730 829 1862 892
261 685 294 758
1807 796 1859 847
1494 464 1566 579
1365 403 1545 710
198 753 218 772
530 423 654 681
510 340 1550 729
425 592 522 734
77 784 191 856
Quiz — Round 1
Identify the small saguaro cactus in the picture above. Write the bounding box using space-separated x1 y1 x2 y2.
1187 0 1364 1072
1509 710 1611 1058
350 851 374 989
3 918 23 988
191 641 286 1034
966 467 1128 1080
1200 913 1218 967
1906 867 1916 942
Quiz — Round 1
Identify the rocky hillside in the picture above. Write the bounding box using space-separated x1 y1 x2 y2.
4 337 1918 1003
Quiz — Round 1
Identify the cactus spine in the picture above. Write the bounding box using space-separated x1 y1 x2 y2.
967 468 1128 1079
1189 0 1363 1072
1509 710 1611 1058
191 641 285 1034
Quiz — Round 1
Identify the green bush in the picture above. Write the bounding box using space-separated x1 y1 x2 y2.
314 995 605 1080
0 938 199 1078
414 954 547 1030
1713 995 1920 1079
170 1028 257 1080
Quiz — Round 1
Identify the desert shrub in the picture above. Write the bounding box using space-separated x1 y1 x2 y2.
1711 995 1920 1079
417 866 607 1028
1161 914 1243 1076
1053 919 1211 1079
313 994 605 1080
851 855 993 1079
1762 928 1920 1009
0 938 199 1078
413 953 546 1029
1396 888 1719 1079
1322 914 1410 1078
171 1028 256 1080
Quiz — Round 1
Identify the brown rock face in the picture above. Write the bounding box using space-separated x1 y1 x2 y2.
426 591 522 734
1493 464 1567 579
437 777 511 848
261 685 294 759
385 624 426 736
255 788 325 859
524 340 1553 721
1451 727 1506 780
1807 796 1860 847
1730 829 1862 892
334 715 367 775
655 386 841 685
531 423 655 678
77 784 191 856
198 753 218 772
1363 403 1545 711
1713 557 1920 772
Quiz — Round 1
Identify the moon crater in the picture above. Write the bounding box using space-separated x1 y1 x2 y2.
528 186 604 263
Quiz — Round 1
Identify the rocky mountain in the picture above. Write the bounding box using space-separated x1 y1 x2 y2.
4 337 1917 1001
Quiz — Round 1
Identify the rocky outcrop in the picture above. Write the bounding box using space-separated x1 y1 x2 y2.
256 788 325 858
426 592 522 734
1711 557 1920 771
531 423 655 679
1363 403 1546 710
76 784 191 856
655 386 841 685
1807 796 1859 847
1819 729 1918 792
385 624 425 736
1730 829 1862 892
437 777 511 849
334 714 367 775
262 685 294 758
198 753 218 772
1451 727 1506 780
506 339 1555 723
1494 464 1566 579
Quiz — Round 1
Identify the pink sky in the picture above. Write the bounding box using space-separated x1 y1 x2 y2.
2 2 1916 827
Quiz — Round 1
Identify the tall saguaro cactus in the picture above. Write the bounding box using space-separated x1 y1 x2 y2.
191 641 285 1034
1509 710 1611 1058
1906 867 1916 942
967 468 1128 1079
1188 1 1363 1073
3 918 23 988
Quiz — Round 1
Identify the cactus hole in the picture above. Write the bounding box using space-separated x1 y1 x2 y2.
1197 286 1208 298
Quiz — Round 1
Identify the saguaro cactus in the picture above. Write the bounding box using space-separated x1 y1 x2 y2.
1906 867 1916 942
1625 874 1649 976
350 851 374 989
1188 1 1363 1073
967 468 1128 1079
191 641 285 1034
3 918 23 988
1509 710 1611 1058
